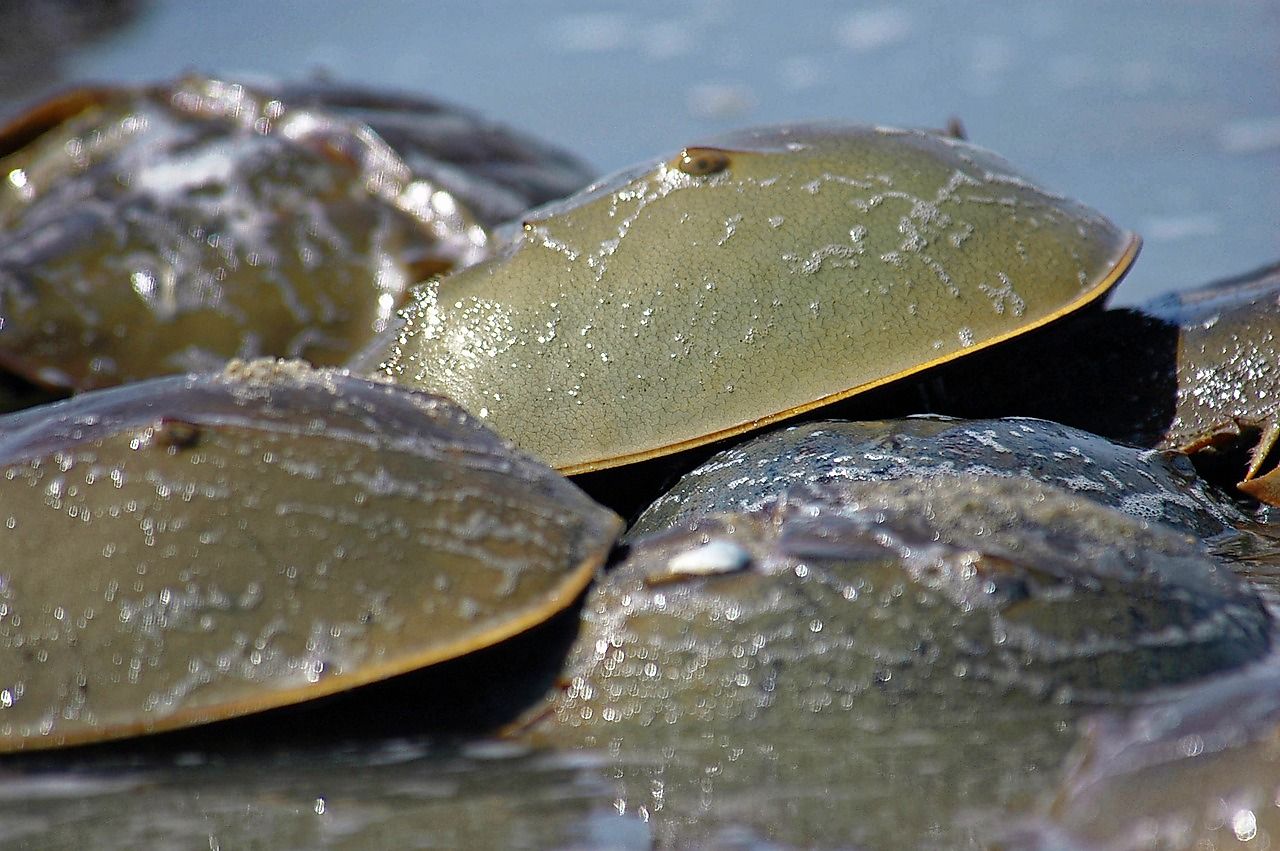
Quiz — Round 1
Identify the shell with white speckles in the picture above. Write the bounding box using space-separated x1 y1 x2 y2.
628 416 1244 541
369 124 1138 473
0 359 621 753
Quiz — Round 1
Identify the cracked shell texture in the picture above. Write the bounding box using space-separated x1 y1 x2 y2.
375 123 1137 472
0 360 621 752
542 475 1270 847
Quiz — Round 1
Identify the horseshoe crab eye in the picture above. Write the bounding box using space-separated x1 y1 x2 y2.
150 418 202 452
672 147 732 176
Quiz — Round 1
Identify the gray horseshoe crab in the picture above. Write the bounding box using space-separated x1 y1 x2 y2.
531 475 1272 848
629 416 1250 541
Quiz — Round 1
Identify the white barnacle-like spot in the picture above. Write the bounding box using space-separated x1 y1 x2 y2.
982 167 1069 202
936 169 984 203
665 539 753 578
788 244 863 275
924 259 959 298
717 213 744 246
978 272 1027 317
525 223 581 262
807 172 877 193
786 224 868 275
949 222 975 248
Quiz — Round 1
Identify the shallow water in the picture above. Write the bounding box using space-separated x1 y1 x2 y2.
0 741 648 850
0 703 1082 849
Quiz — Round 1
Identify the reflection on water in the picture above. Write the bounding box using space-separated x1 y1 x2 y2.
0 741 647 849
1007 659 1280 849
0 704 1079 849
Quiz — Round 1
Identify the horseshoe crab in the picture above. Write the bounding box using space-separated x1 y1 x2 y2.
0 76 593 396
1134 261 1280 504
369 123 1138 473
914 259 1280 505
0 359 621 753
630 416 1247 540
536 475 1271 847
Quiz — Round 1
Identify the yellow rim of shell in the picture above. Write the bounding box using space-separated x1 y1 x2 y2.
561 232 1143 476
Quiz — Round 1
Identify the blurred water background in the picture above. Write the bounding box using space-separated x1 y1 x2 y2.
2 0 1276 304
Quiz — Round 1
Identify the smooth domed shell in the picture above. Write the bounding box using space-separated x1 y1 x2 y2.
0 360 621 752
0 76 594 392
374 124 1138 472
631 417 1244 540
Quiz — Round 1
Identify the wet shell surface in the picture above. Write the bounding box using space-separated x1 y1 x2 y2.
0 76 593 392
630 416 1245 540
898 259 1280 504
567 475 1269 713
373 123 1138 472
1009 664 1280 849
1145 260 1280 500
540 475 1270 846
0 359 621 752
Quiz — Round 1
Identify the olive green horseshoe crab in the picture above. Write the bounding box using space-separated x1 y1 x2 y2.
368 123 1139 474
0 359 620 752
0 75 593 397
